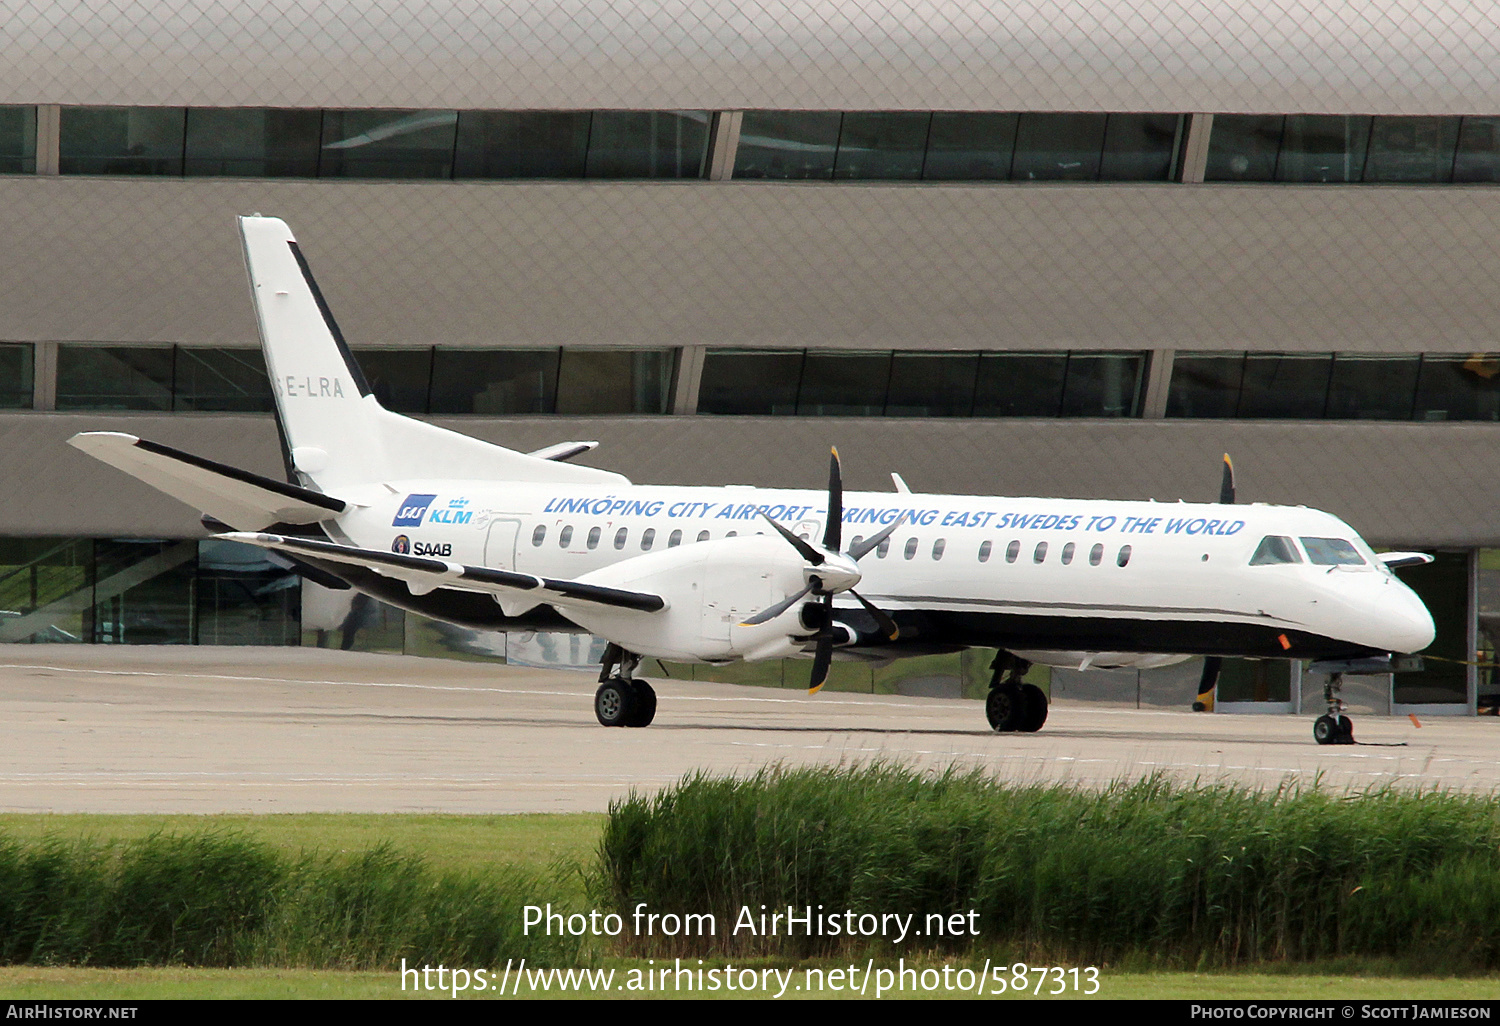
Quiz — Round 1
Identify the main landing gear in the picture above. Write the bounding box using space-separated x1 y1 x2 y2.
986 652 1048 733
595 643 657 728
1313 670 1355 746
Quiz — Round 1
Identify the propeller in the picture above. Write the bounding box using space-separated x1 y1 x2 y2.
1195 454 1235 711
741 447 903 694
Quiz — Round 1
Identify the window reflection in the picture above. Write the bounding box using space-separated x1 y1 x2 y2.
61 107 186 175
698 350 803 415
0 343 32 409
319 109 458 179
1236 354 1332 419
0 107 35 174
1277 116 1372 183
56 346 175 410
184 109 321 177
1166 353 1245 418
922 113 1018 180
1011 113 1107 181
1414 354 1500 421
453 111 590 179
834 112 930 180
585 111 708 179
429 349 560 415
556 350 672 415
734 112 841 179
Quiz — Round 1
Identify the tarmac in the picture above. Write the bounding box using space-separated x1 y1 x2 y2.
0 645 1494 814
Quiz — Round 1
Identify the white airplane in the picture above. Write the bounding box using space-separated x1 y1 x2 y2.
68 216 1436 745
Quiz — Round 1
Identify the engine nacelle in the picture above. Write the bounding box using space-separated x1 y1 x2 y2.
566 535 813 662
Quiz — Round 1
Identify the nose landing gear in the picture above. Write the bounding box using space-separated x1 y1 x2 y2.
1313 670 1354 745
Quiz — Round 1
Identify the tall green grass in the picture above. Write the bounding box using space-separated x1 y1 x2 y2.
598 766 1500 966
0 831 581 968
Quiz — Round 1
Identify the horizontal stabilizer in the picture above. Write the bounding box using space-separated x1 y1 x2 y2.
219 532 666 615
526 441 599 463
69 432 348 532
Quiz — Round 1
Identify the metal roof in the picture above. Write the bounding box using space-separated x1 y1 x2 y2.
0 1 1494 115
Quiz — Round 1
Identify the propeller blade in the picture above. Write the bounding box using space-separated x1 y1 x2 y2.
823 447 843 553
809 594 835 694
758 512 825 566
1194 656 1222 711
849 589 899 641
1218 454 1235 505
846 513 907 561
740 583 816 626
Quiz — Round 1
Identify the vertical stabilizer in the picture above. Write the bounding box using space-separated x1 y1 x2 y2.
238 215 630 490
239 215 380 489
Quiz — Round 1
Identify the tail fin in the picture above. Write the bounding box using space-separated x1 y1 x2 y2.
238 215 628 491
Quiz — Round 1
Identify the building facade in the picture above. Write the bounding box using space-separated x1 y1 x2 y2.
0 1 1497 712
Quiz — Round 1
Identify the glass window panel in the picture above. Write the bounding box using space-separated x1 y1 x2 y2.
585 111 708 179
1060 353 1143 417
0 343 33 408
1393 552 1468 705
1299 537 1364 566
884 352 978 417
1324 353 1420 420
0 106 36 173
1454 118 1500 183
1011 113 1107 181
1275 115 1372 183
184 108 322 177
1236 353 1332 418
697 350 803 415
1413 353 1500 421
1204 115 1284 181
1363 117 1460 183
60 107 186 175
453 111 590 178
357 349 433 414
733 112 841 180
318 109 458 179
972 353 1067 416
797 352 891 415
195 539 299 645
834 112 930 180
922 112 1018 180
555 349 671 415
1166 353 1244 418
428 348 559 414
1099 113 1182 181
56 346 174 410
91 540 195 644
1250 536 1302 566
173 348 274 413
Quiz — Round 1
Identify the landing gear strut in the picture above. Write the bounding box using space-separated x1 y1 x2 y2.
595 643 657 728
986 652 1048 733
1313 671 1354 745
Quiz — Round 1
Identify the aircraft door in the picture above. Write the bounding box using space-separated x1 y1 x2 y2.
483 519 521 570
793 519 823 542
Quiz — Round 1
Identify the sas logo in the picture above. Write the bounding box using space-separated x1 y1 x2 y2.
391 535 410 554
393 494 437 527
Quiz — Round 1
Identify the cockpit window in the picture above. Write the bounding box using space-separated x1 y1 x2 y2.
1249 535 1302 566
1300 537 1365 566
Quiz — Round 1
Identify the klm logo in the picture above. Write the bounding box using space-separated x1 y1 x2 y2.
428 498 473 525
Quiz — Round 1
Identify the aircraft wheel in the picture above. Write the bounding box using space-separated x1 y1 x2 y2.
594 678 635 728
985 685 1026 733
626 679 657 728
1019 683 1048 733
1313 714 1355 746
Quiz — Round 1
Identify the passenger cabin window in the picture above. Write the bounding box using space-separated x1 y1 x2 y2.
904 537 918 560
1250 535 1302 565
1006 540 1020 563
614 527 627 550
1300 537 1365 566
932 538 945 560
668 529 682 547
531 525 546 546
877 537 890 558
1061 542 1075 565
978 540 992 562
587 526 601 550
641 528 655 550
1117 545 1132 567
697 530 710 542
559 525 573 547
1033 541 1047 563
1089 543 1103 566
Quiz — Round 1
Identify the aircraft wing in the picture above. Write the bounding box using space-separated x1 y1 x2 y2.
70 431 348 531
218 531 666 615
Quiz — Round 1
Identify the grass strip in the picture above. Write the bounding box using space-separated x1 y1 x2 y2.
598 765 1500 967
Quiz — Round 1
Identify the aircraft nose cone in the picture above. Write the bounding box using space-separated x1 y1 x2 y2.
1384 580 1436 654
